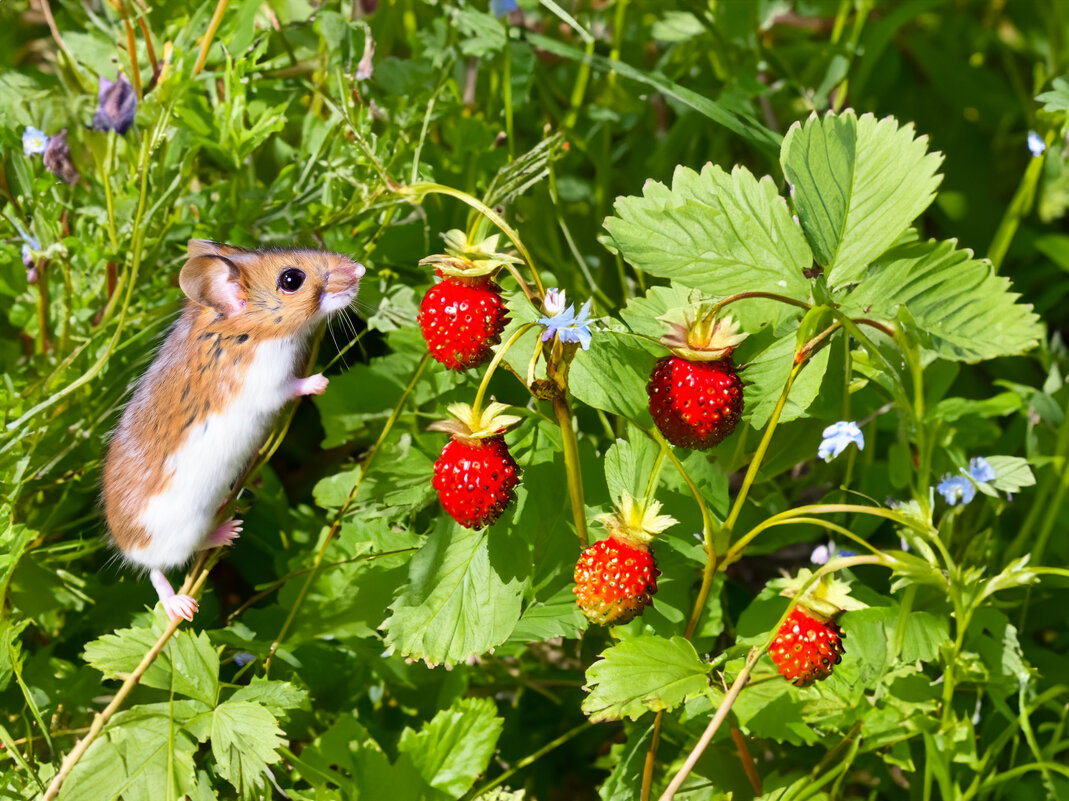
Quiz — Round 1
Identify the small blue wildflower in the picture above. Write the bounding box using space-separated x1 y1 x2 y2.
1028 131 1047 157
491 0 519 17
968 457 995 484
539 297 592 350
23 127 48 157
92 74 138 134
21 236 39 270
818 421 864 462
233 652 254 667
937 474 976 506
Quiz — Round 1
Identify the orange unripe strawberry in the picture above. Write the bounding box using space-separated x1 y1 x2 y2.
769 607 845 686
573 537 659 626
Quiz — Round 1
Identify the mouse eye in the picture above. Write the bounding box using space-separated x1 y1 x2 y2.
278 268 306 293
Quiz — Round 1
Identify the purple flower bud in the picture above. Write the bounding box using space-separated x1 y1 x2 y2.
43 130 79 185
92 74 138 135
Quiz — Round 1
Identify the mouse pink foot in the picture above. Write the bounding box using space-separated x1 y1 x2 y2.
163 594 199 622
292 373 329 398
202 517 242 549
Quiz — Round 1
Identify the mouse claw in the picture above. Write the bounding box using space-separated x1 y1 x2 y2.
203 517 242 549
292 373 329 398
163 594 199 622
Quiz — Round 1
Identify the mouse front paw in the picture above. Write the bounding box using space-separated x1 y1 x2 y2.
292 373 329 398
163 594 199 622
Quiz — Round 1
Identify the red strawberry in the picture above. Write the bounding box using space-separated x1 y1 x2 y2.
574 537 658 626
769 607 845 687
434 435 520 529
419 276 509 371
573 494 677 626
429 402 522 529
648 313 746 450
648 355 744 449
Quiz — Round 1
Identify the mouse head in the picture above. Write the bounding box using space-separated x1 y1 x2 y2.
179 240 365 337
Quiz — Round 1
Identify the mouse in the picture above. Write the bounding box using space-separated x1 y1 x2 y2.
102 239 365 622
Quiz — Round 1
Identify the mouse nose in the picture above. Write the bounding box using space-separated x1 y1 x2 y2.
351 261 366 279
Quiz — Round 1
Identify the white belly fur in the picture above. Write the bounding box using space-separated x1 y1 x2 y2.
126 338 298 571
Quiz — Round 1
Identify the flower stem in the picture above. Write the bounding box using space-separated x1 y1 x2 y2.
710 291 812 318
194 0 230 75
552 392 587 548
472 323 537 416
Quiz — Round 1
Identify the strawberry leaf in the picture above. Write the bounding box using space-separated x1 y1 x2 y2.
839 239 1042 362
582 635 714 722
781 111 943 287
210 701 286 796
603 164 813 305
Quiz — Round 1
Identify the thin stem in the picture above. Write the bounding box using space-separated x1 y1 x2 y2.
659 648 762 801
472 323 536 414
731 727 761 795
552 392 587 548
103 133 119 250
641 713 665 801
263 354 430 674
194 0 230 75
37 0 93 93
121 17 142 97
711 291 812 317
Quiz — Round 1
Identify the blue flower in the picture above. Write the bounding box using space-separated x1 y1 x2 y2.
491 0 519 16
968 457 995 484
21 236 39 270
539 297 592 350
233 652 254 667
1028 131 1046 157
23 127 48 157
937 474 976 505
818 421 864 462
92 74 138 134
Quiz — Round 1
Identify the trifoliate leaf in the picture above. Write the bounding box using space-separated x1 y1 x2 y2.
211 701 286 796
781 111 943 287
839 239 1042 362
398 697 504 796
82 611 219 705
582 635 713 722
604 163 813 304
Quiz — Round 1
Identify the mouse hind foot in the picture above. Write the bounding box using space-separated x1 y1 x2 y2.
202 517 242 549
150 568 199 622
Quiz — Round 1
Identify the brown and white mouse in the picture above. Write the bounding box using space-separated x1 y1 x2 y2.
102 239 364 621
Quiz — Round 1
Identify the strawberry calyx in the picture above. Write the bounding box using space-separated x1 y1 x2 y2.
768 568 868 622
419 229 521 279
427 400 523 444
595 492 678 548
659 311 747 362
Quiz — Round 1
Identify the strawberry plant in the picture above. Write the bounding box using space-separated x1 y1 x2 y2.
3 2 1069 801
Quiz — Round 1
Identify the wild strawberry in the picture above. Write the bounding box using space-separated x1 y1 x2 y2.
418 230 519 371
647 313 746 449
429 401 522 529
574 494 677 626
419 277 509 370
769 608 845 687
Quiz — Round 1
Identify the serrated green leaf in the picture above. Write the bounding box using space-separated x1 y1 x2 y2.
983 456 1036 493
82 614 219 705
582 635 712 722
211 701 286 796
741 330 831 428
604 434 661 503
383 517 526 666
569 325 656 422
398 697 504 796
230 676 309 717
604 163 813 304
508 584 588 643
1037 75 1069 112
781 111 943 286
840 239 1042 362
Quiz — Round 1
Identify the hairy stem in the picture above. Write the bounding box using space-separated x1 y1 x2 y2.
552 392 588 548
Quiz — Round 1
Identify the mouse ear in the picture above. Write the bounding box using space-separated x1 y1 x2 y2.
180 241 246 317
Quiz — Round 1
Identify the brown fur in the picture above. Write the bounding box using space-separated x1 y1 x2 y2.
103 240 362 554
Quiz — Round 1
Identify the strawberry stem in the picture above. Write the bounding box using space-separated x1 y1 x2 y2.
472 322 538 417
709 291 812 320
553 392 588 548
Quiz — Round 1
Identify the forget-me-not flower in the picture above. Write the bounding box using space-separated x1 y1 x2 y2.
491 0 519 17
21 235 39 270
233 652 254 667
539 293 592 350
968 457 996 484
818 421 864 462
23 127 48 157
1028 131 1047 157
937 474 976 505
